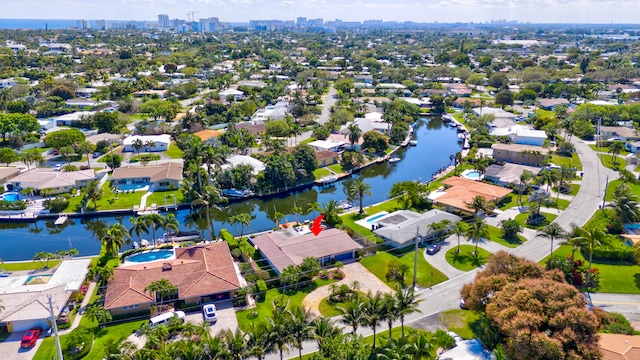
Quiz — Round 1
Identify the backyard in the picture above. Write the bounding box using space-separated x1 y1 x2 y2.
360 249 448 289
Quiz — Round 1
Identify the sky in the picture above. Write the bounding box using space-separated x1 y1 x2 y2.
2 0 640 24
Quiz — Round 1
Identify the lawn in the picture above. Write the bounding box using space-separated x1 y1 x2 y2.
606 179 640 201
536 109 555 118
327 163 344 174
439 309 482 340
318 297 344 318
445 245 490 271
129 154 161 163
145 189 186 207
63 194 86 212
541 244 640 294
589 144 630 156
313 167 332 179
598 153 625 171
553 183 581 196
551 154 583 171
0 260 61 271
486 225 526 248
164 142 185 159
360 249 448 289
299 137 317 145
514 212 558 230
235 278 336 332
34 320 147 360
498 194 519 210
50 154 87 163
340 198 405 242
90 183 145 211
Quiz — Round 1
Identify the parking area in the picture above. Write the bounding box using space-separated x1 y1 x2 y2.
0 332 45 360
184 300 238 338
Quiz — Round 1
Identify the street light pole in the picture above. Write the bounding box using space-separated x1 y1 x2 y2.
48 295 63 360
412 226 420 290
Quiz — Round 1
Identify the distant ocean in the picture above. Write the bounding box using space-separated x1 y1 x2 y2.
0 19 78 30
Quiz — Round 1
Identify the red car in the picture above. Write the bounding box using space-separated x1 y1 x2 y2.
20 327 42 348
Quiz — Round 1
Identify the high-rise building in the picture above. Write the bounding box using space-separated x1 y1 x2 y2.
297 17 307 26
98 19 108 30
199 17 220 32
77 19 90 29
158 14 170 28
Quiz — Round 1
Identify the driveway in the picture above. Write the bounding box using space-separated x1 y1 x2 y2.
183 300 238 338
0 332 44 360
302 262 393 316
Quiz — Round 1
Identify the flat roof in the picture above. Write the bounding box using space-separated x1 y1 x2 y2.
49 259 91 291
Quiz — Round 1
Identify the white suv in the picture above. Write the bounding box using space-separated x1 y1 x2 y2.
202 304 218 323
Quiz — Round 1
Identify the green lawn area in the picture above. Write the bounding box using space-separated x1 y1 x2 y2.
340 198 405 242
553 183 581 196
236 278 336 332
0 260 61 271
90 183 145 211
129 154 161 163
598 153 625 171
34 320 147 360
360 249 448 289
498 194 519 210
439 310 482 339
514 212 558 230
551 154 583 171
63 194 85 212
546 198 571 211
486 225 526 248
299 137 317 145
606 179 640 201
50 154 87 163
445 245 490 271
318 297 344 318
589 144 631 156
327 163 344 174
313 167 332 179
536 109 555 118
145 189 186 207
541 244 640 294
164 142 184 159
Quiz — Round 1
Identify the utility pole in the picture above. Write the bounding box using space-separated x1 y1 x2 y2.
48 295 63 360
412 226 420 291
602 175 609 210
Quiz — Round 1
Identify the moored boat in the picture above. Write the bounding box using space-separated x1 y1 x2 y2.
388 155 401 163
163 230 202 242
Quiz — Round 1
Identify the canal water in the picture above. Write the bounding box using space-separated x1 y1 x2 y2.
0 117 462 260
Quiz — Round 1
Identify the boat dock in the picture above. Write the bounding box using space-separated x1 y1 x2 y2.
54 215 68 225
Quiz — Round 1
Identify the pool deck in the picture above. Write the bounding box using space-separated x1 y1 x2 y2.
354 211 390 229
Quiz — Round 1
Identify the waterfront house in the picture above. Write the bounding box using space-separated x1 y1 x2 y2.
0 259 90 333
373 210 461 248
315 150 340 167
7 168 95 194
484 163 541 187
250 228 362 274
513 128 547 147
220 155 266 176
432 177 512 214
123 134 171 152
472 107 517 120
491 143 549 166
104 243 241 316
111 162 182 190
0 167 22 187
308 139 350 153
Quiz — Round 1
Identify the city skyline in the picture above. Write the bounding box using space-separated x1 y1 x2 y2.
2 0 640 24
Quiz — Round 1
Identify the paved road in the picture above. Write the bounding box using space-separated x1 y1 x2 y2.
591 293 640 321
318 84 337 125
268 138 618 359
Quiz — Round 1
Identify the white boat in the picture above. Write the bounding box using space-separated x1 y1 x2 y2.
457 133 465 142
223 188 254 198
409 140 418 146
164 230 202 242
137 209 159 216
338 200 354 210
441 114 455 123
318 175 338 184
388 155 401 163
54 216 68 225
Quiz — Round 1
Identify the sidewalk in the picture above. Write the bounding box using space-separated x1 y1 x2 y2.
59 281 97 335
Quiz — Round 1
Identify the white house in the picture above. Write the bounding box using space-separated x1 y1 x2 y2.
514 129 547 147
220 155 266 175
123 134 171 152
308 139 349 153
626 141 640 154
0 78 17 90
219 88 245 102
251 106 287 122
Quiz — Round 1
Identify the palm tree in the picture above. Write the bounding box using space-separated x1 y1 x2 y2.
347 123 362 150
267 310 291 360
101 223 130 257
245 322 275 360
84 302 112 325
609 140 626 165
320 199 344 225
287 306 314 359
466 195 490 218
347 178 372 214
82 179 103 210
312 317 340 348
517 170 533 205
571 224 605 289
538 169 558 192
466 217 490 254
291 201 303 225
542 223 566 256
454 152 463 175
452 221 468 253
555 165 574 204
394 284 423 337
58 145 74 167
307 201 321 219
363 291 385 349
337 296 366 335
162 213 180 237
144 278 178 307
77 141 95 169
0 87 14 113
607 184 640 223
142 213 164 246
132 138 145 158
129 216 149 245
190 184 227 241
381 293 398 337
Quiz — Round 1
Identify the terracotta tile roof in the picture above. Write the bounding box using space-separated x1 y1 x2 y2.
111 162 183 182
599 334 640 360
194 129 223 141
436 176 512 212
104 242 240 309
250 228 362 273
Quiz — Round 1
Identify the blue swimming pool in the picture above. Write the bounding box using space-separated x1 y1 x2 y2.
126 249 174 263
367 213 389 223
24 274 52 285
463 170 481 180
117 184 148 191
1 192 20 202
625 224 640 235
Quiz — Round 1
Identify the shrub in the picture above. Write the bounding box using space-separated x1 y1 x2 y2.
256 279 267 293
0 199 27 211
601 312 639 335
219 229 238 249
63 326 94 360
230 248 242 259
44 195 70 213
590 237 636 264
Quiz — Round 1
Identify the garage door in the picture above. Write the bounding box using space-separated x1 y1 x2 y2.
10 319 50 333
334 252 353 262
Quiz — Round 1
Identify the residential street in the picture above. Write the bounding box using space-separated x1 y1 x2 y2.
269 137 620 360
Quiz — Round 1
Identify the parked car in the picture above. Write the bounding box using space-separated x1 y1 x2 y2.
92 152 101 158
149 311 185 327
53 164 63 171
426 243 441 255
459 297 468 310
52 149 58 155
203 303 218 322
20 327 42 348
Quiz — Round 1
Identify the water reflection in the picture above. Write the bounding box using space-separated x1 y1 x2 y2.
0 117 461 260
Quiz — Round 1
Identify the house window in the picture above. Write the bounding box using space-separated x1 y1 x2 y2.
121 304 140 310
159 182 169 187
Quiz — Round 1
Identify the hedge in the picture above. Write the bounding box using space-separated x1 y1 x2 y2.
590 238 636 264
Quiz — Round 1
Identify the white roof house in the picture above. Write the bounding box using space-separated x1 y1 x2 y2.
307 139 349 153
123 134 171 152
514 129 547 146
0 284 69 332
8 168 95 193
490 124 531 137
373 209 462 247
472 107 518 119
219 88 245 101
53 111 95 126
437 339 495 360
251 106 287 122
220 155 266 175
48 259 91 292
